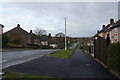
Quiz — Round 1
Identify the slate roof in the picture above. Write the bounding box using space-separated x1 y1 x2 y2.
94 19 120 37
94 24 111 37
110 20 120 30
5 26 29 36
5 24 39 39
29 32 39 39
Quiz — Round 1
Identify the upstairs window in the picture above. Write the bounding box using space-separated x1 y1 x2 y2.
114 27 118 33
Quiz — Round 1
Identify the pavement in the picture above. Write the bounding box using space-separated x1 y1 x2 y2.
2 49 58 69
3 49 118 79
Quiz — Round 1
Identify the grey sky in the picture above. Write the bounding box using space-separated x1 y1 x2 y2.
1 2 118 37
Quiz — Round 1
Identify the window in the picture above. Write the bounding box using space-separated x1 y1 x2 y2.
114 27 118 33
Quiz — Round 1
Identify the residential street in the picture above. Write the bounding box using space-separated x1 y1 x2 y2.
4 49 118 79
2 49 58 69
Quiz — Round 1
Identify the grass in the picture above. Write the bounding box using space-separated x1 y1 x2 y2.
3 71 48 78
46 49 74 59
3 71 62 80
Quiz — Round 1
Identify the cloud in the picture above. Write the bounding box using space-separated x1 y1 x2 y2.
1 2 118 37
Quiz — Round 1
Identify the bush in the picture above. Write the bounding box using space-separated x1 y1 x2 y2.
108 42 120 72
40 45 49 49
27 44 40 49
9 40 20 45
80 44 89 51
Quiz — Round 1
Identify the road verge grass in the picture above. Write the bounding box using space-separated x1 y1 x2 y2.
3 71 62 80
46 49 75 59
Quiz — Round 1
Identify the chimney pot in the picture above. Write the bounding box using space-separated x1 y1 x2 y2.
97 30 99 33
30 30 32 33
17 24 20 27
110 19 114 25
102 25 105 29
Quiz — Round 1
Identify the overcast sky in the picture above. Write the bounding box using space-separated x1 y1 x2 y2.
0 2 118 37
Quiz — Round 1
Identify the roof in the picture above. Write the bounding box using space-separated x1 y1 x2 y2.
94 24 111 37
5 26 29 36
5 24 39 39
29 32 39 39
99 24 111 33
110 20 120 30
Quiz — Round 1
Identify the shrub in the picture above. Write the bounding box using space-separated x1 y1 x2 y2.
80 44 89 51
108 42 120 72
27 44 40 49
41 45 49 49
9 40 20 45
2 34 9 47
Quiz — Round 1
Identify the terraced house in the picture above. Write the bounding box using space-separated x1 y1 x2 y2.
92 19 120 65
5 24 40 47
96 19 120 43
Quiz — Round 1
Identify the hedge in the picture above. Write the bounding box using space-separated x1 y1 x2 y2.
80 44 89 51
108 42 120 72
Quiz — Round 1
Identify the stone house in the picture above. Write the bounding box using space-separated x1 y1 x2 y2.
108 20 120 43
98 19 115 39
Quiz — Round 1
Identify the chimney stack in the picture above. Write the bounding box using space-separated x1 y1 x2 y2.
97 30 100 33
102 25 105 29
110 19 114 25
30 30 32 33
17 24 20 27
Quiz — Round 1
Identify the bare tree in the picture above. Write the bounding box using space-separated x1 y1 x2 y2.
55 32 65 37
34 28 47 36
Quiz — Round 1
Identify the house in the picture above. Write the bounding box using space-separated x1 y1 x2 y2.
41 41 48 46
49 44 58 48
93 19 120 64
98 19 115 39
108 20 120 43
27 30 40 45
0 24 4 34
5 24 40 47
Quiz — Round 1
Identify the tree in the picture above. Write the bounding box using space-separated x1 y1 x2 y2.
55 32 65 49
55 32 65 37
2 34 9 47
34 28 47 37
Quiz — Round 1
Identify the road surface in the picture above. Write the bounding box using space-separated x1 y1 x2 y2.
69 42 79 49
2 49 58 69
4 49 118 79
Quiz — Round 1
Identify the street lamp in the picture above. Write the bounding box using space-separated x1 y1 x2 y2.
65 18 67 50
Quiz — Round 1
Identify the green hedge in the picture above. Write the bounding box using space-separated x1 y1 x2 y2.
108 42 120 72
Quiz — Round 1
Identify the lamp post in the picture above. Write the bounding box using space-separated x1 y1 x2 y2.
65 18 67 50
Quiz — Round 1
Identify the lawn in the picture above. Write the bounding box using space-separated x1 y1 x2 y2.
46 49 74 59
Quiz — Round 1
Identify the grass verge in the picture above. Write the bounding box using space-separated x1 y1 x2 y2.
3 71 62 80
3 71 48 78
46 49 75 59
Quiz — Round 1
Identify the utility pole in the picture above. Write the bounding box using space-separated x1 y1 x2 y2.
65 18 67 50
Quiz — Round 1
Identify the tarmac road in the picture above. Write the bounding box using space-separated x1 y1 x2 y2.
4 49 119 79
2 49 58 69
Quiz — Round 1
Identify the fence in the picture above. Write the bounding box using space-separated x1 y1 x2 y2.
94 35 110 65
